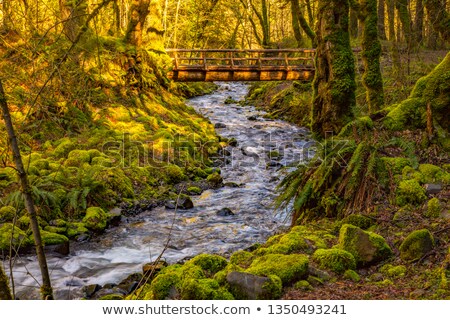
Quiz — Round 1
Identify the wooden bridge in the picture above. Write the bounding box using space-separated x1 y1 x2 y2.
166 49 315 82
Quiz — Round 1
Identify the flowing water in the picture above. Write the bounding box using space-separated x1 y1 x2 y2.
4 82 312 299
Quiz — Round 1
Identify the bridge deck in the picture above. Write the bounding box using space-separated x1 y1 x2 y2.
166 49 315 82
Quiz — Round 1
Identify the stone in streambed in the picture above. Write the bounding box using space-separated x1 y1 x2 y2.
217 208 235 216
226 271 282 299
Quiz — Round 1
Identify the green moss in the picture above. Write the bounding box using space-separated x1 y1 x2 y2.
99 294 124 300
0 206 16 223
53 138 76 158
147 271 182 299
263 232 309 254
186 186 202 195
426 198 441 218
0 223 33 250
294 280 313 291
384 98 425 131
213 264 243 285
180 278 233 300
187 254 228 274
16 216 30 230
399 229 435 262
206 172 223 185
164 165 186 184
66 222 89 238
38 231 69 246
339 224 392 266
418 164 448 183
44 226 67 234
94 168 134 199
230 250 254 269
334 214 373 231
65 150 91 167
396 179 427 206
82 207 108 232
262 275 283 298
312 249 356 274
246 254 309 285
343 269 360 282
382 157 412 175
91 156 113 167
380 264 407 278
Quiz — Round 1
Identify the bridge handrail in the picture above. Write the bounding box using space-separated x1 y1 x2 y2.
165 48 315 53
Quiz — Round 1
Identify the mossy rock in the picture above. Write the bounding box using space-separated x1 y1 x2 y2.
44 226 67 234
334 214 373 231
312 249 356 274
206 172 223 186
0 206 16 223
381 157 412 175
246 253 309 285
230 250 254 268
164 165 186 184
213 263 243 285
426 198 441 218
82 207 108 232
187 254 228 274
396 179 427 206
399 229 435 262
294 280 313 291
0 223 33 250
262 231 309 255
66 222 89 239
180 278 233 300
339 224 392 266
91 156 113 167
99 294 124 300
226 271 282 299
186 186 202 195
53 138 76 158
419 164 449 183
38 230 69 246
65 150 91 167
343 270 360 282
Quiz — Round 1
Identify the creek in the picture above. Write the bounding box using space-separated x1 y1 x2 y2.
6 82 312 299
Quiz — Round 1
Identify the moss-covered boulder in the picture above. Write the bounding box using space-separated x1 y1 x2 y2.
66 222 89 239
312 249 356 274
380 264 407 278
399 229 435 262
339 224 392 266
187 254 228 275
180 278 233 299
226 271 282 299
29 231 70 255
426 198 441 218
230 250 255 268
206 172 223 186
343 269 360 282
334 213 373 231
82 207 108 232
246 254 309 284
396 179 427 206
64 150 91 167
0 206 16 223
0 223 33 251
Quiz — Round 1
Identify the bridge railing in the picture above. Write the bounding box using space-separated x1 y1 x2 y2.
165 49 315 71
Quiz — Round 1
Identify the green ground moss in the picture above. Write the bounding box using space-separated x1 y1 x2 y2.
230 250 255 269
343 269 361 282
246 254 309 284
0 223 33 250
187 254 228 275
426 198 441 218
396 179 427 206
0 206 16 223
312 248 356 274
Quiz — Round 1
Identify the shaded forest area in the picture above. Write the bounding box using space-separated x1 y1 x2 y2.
0 0 449 300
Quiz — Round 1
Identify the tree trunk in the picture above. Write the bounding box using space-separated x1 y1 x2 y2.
59 0 88 42
359 0 384 112
386 0 395 41
395 0 412 46
0 265 12 300
261 0 270 47
125 0 151 46
414 0 424 44
297 8 316 46
0 79 53 300
311 0 355 137
290 0 303 47
350 8 359 38
423 0 450 42
377 0 387 39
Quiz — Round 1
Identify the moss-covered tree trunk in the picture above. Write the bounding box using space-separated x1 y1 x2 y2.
0 265 12 300
125 0 151 46
414 0 424 44
359 0 384 112
377 0 387 39
350 8 359 38
290 0 303 47
311 0 355 137
423 0 450 42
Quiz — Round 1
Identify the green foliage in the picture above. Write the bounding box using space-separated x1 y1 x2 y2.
180 278 234 300
396 179 427 206
380 264 407 278
246 254 309 284
0 206 16 223
36 231 69 246
230 250 255 268
399 229 435 262
312 248 356 274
